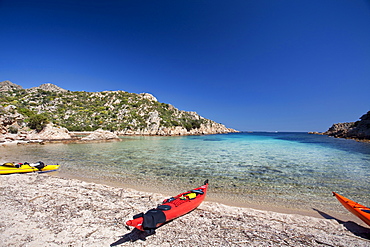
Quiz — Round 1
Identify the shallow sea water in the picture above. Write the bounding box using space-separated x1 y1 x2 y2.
2 132 370 213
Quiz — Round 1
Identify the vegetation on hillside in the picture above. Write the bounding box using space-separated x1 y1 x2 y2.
0 87 208 132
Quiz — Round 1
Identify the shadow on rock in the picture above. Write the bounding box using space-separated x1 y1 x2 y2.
313 208 370 239
110 228 155 246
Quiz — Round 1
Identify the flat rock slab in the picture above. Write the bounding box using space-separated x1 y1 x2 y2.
1 174 370 246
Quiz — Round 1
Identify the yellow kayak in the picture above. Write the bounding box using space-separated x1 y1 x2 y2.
0 162 60 175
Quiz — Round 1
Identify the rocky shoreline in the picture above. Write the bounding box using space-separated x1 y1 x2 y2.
117 123 237 136
1 87 238 146
309 111 370 142
0 80 238 139
0 124 237 146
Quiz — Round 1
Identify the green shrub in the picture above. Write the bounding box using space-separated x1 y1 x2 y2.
18 108 35 117
8 126 18 134
28 114 49 132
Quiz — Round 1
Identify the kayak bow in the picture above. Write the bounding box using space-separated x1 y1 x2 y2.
333 192 370 226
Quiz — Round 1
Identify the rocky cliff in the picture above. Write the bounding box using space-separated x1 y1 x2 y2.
311 111 370 141
0 80 237 142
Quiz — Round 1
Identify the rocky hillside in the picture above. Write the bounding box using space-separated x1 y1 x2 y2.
311 111 370 141
0 80 237 137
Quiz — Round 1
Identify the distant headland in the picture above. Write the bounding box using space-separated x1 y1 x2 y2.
309 111 370 142
0 80 237 145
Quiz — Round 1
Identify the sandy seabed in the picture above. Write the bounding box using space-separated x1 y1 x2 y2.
1 173 370 247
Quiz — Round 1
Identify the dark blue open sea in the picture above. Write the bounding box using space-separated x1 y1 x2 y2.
2 132 370 214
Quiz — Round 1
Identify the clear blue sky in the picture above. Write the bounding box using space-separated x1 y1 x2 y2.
1 0 370 132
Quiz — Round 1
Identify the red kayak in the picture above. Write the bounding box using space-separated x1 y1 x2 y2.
333 192 370 226
126 180 209 233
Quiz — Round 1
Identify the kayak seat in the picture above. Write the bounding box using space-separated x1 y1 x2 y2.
361 209 370 214
164 197 176 203
157 205 172 211
191 189 204 195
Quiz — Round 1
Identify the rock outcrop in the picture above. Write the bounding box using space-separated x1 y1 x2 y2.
313 111 370 141
119 120 237 136
0 105 25 135
0 102 119 144
81 129 119 141
27 123 72 140
27 83 68 93
321 122 356 138
347 112 370 139
0 80 23 91
0 105 73 143
139 92 157 102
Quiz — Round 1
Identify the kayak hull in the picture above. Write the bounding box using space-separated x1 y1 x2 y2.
0 164 60 175
333 192 370 226
126 181 208 231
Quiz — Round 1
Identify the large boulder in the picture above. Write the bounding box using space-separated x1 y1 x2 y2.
81 129 119 141
27 123 72 140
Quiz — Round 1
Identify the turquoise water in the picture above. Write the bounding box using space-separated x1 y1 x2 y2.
2 132 370 212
